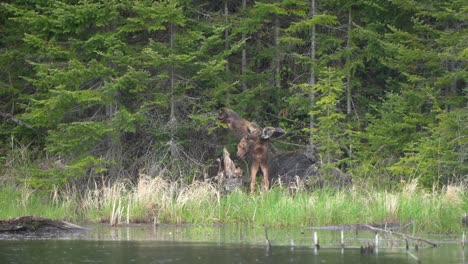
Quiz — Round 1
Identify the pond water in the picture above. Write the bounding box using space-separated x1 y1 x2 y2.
0 225 465 264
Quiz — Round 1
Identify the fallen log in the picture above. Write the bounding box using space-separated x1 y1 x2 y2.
0 216 86 233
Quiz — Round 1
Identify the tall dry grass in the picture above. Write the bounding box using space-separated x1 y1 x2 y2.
74 174 221 225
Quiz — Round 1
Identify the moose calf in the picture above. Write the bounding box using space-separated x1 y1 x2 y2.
219 108 284 193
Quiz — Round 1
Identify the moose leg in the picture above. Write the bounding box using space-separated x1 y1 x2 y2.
260 163 269 191
250 162 260 193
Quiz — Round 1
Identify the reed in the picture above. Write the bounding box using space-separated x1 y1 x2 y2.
0 175 465 234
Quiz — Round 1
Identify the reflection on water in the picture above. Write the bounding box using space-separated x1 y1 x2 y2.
0 225 465 264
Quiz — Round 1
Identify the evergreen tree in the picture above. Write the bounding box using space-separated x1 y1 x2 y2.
0 0 465 189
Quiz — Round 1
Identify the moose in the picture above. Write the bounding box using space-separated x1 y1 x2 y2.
218 108 308 193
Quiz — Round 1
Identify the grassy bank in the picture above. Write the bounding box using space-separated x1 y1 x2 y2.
0 175 466 234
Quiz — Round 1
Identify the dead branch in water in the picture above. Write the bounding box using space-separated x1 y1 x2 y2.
362 224 437 247
308 221 436 247
307 222 405 231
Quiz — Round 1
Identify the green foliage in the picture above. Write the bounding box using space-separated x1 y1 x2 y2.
391 109 467 187
287 14 338 33
22 156 108 189
310 68 347 165
0 0 465 191
46 122 110 155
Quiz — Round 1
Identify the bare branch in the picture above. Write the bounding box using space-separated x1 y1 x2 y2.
0 111 33 129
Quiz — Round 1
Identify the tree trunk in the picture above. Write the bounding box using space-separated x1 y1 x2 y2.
169 23 178 177
309 0 316 155
241 0 247 90
224 0 229 72
345 7 353 169
106 102 123 181
169 23 176 130
273 14 281 88
346 8 352 116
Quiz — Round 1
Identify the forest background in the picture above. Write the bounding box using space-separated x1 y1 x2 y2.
0 0 466 193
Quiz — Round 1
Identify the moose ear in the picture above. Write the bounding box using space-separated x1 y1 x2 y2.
261 127 286 139
246 126 252 136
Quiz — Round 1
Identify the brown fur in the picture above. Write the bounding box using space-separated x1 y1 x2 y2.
235 122 270 193
236 137 249 160
219 108 270 192
219 108 287 193
218 108 259 140
218 109 335 191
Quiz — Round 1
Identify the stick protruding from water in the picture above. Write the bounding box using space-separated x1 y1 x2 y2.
264 225 271 250
462 231 465 249
341 229 344 249
375 232 379 254
313 231 320 250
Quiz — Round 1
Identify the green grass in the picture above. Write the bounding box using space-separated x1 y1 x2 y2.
0 186 78 221
0 176 466 234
